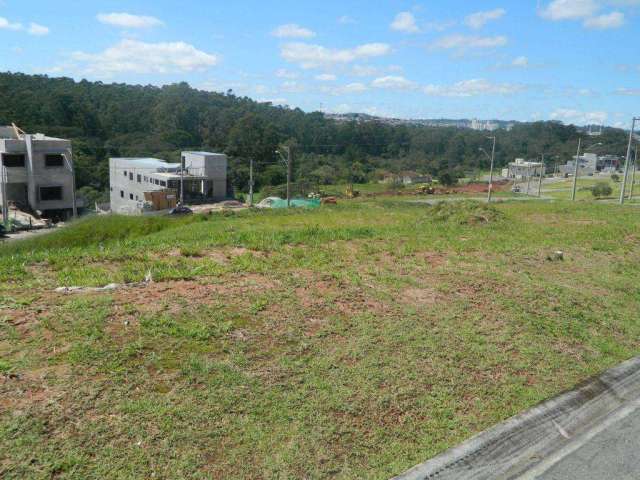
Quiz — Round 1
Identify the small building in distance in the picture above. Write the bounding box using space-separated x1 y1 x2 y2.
0 125 76 221
381 171 432 185
503 159 544 179
109 152 228 215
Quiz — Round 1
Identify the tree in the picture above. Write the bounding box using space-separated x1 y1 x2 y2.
591 182 613 198
438 171 458 186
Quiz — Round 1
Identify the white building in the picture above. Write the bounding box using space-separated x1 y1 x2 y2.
504 158 544 179
1 126 76 221
109 152 228 215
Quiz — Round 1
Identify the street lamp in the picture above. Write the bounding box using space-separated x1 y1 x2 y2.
620 117 639 205
478 136 497 203
572 140 602 201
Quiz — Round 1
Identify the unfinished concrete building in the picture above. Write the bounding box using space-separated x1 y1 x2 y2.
0 126 76 221
109 152 228 215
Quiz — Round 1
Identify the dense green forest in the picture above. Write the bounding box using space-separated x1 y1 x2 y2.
0 72 630 201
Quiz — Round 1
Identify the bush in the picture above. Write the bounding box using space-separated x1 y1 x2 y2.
592 182 613 198
611 174 620 182
430 201 503 225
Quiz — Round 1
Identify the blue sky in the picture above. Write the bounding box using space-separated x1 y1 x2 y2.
1 0 639 126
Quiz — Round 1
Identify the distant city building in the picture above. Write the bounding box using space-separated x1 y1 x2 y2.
559 154 621 176
0 125 76 221
470 118 499 132
109 152 228 215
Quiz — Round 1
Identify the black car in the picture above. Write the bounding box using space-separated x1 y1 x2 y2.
0 224 6 237
169 206 193 216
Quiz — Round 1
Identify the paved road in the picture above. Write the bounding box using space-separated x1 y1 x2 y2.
525 403 640 480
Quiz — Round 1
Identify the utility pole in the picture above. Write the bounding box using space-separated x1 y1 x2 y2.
276 145 293 208
537 154 545 197
629 147 637 201
487 136 496 203
180 154 185 206
61 147 77 219
572 138 582 201
1 163 9 230
286 146 292 208
620 117 638 205
249 158 254 206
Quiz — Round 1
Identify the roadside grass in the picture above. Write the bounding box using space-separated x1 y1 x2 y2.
1 199 640 479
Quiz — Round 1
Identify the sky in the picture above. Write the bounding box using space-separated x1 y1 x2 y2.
1 0 639 127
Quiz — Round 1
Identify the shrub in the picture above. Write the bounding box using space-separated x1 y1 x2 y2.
611 174 620 182
592 182 613 198
431 201 503 225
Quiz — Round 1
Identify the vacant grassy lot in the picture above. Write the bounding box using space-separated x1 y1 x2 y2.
1 199 640 479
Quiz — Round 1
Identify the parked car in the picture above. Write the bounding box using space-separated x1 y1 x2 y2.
0 224 6 237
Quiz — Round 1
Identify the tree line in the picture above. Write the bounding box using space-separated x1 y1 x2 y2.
0 72 630 201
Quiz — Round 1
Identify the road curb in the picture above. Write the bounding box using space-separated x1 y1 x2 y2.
391 356 640 480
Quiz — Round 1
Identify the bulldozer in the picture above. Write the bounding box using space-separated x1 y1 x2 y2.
345 184 360 198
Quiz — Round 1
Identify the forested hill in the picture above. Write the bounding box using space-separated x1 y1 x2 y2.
0 72 629 197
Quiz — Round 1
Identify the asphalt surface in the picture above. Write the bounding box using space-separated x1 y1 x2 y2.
532 404 640 480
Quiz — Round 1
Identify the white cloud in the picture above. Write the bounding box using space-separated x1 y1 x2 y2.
71 39 218 75
271 23 315 39
315 73 337 81
423 79 524 97
0 17 49 35
27 22 49 36
371 75 417 90
0 17 23 31
281 42 391 69
338 15 355 24
465 9 506 29
432 34 508 51
280 81 306 93
584 11 625 28
540 0 599 20
351 65 380 77
550 108 608 125
391 12 420 33
97 12 163 29
512 56 529 67
616 87 640 95
275 68 299 79
321 82 368 95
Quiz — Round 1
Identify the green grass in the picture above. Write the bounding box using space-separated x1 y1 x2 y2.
1 199 640 479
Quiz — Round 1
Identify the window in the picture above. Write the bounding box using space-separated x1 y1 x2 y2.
44 154 65 167
39 186 63 201
129 193 134 200
2 154 25 167
160 181 167 187
137 174 142 183
135 195 139 201
143 176 148 182
129 172 133 181
120 190 124 198
123 171 127 177
154 179 159 185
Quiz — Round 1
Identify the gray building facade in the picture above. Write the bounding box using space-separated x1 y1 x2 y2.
0 126 76 220
109 152 228 215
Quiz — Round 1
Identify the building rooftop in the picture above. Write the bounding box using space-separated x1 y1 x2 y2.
0 126 67 141
111 158 180 170
182 151 225 156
